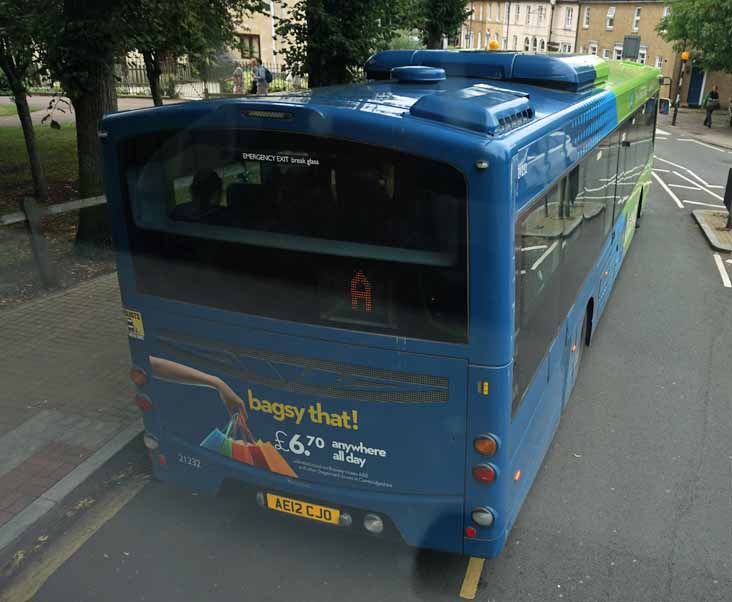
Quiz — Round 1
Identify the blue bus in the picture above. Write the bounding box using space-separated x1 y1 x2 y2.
102 51 659 559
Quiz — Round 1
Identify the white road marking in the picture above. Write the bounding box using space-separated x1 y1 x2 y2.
677 138 727 153
521 245 548 252
652 168 670 173
652 172 684 209
685 170 719 190
682 200 726 208
669 184 700 190
531 241 558 271
713 253 732 288
673 171 724 200
656 128 671 136
654 155 686 170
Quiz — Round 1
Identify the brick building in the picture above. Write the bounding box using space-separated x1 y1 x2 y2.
460 1 580 54
575 0 732 108
231 1 291 66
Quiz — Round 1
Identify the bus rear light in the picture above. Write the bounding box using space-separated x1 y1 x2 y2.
134 395 152 412
472 464 496 483
464 526 477 538
143 433 159 450
363 513 384 534
338 512 353 528
471 507 495 527
255 491 266 508
158 454 167 466
130 367 148 386
474 435 498 456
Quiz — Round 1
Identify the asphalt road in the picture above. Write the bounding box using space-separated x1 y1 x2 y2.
2 131 731 602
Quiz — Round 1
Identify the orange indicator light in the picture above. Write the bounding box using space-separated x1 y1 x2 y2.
514 469 522 481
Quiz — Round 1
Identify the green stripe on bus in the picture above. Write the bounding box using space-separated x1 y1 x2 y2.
602 61 661 123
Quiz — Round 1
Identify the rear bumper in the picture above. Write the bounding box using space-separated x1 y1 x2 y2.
155 430 466 555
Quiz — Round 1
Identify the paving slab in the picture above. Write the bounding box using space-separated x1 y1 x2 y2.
0 273 141 546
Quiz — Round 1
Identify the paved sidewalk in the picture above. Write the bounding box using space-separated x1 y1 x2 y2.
658 107 732 150
0 273 137 529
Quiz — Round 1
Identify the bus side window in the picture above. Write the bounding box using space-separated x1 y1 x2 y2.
513 188 562 410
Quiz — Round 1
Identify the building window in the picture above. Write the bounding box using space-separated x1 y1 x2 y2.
238 34 261 59
632 7 641 31
655 56 664 69
606 6 616 30
505 3 510 23
526 5 532 25
477 31 482 48
513 34 518 49
524 36 530 51
583 6 590 28
515 4 520 24
603 48 610 59
614 45 623 60
540 39 546 52
532 37 538 52
638 47 647 64
589 42 598 55
503 37 508 49
663 6 671 18
537 5 545 25
565 7 574 29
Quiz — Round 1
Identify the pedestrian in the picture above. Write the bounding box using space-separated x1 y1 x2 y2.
702 85 720 128
232 63 243 95
252 57 270 95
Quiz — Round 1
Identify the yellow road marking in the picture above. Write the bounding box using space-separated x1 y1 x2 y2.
459 556 485 600
0 475 147 602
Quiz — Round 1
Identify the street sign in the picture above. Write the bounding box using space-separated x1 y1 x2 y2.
622 35 641 60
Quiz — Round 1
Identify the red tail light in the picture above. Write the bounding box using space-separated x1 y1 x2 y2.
472 464 496 483
130 367 148 386
135 395 152 412
464 526 477 538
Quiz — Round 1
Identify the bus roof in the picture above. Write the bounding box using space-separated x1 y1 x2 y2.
102 52 659 153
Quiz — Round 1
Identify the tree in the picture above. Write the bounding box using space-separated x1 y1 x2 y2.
414 0 472 50
276 0 409 88
42 0 125 249
0 0 48 201
124 0 268 107
658 0 732 74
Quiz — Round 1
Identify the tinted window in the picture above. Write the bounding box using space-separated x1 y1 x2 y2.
121 130 468 343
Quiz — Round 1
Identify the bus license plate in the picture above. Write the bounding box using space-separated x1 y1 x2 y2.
266 493 340 525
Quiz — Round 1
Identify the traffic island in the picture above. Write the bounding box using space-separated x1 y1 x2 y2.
692 210 732 252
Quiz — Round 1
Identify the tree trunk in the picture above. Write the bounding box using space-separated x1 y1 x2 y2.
11 85 48 202
426 33 443 49
72 63 118 251
143 50 163 107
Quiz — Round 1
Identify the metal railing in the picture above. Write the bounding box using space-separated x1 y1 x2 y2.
1 196 107 289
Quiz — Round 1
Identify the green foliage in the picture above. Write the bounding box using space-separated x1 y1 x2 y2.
124 0 268 78
0 0 47 93
658 0 732 74
276 0 411 87
388 30 425 51
413 0 472 49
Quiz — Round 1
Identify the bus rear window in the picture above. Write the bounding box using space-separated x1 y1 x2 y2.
120 130 468 343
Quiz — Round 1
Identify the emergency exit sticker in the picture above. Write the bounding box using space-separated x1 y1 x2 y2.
124 309 145 340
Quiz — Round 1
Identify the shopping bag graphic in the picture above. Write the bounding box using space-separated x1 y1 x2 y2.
231 440 254 465
150 356 297 478
257 441 298 478
200 428 227 453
